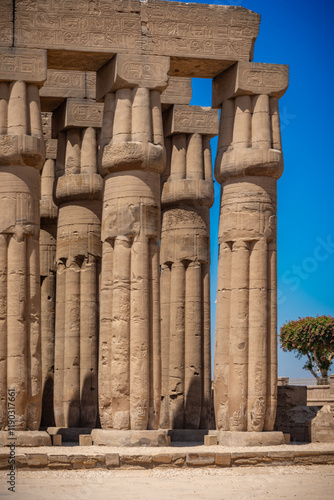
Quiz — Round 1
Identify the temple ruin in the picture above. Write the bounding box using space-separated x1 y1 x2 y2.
0 0 288 444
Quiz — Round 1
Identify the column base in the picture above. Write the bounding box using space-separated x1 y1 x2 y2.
0 431 51 447
208 430 285 446
91 429 171 447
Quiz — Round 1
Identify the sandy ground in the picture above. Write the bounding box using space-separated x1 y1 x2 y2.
1 465 334 499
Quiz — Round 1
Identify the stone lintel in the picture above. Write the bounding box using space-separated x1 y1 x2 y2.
52 98 103 137
40 70 96 111
0 48 47 85
212 61 289 108
96 54 170 101
164 105 219 137
91 429 170 447
41 70 191 111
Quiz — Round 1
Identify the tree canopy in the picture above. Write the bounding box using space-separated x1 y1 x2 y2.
279 315 334 384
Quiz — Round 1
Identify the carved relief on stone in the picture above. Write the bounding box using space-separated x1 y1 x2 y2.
0 48 47 430
97 54 169 431
160 105 218 430
213 61 288 432
52 98 102 428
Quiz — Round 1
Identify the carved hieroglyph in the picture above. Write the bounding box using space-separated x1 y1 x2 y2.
213 62 289 432
160 105 218 429
0 48 46 430
40 111 58 426
98 54 169 430
53 98 103 428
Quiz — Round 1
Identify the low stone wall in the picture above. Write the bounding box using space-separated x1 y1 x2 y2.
1 448 334 470
278 375 334 407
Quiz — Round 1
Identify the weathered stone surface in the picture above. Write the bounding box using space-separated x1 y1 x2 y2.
215 452 232 466
15 1 260 77
164 105 219 137
204 435 218 446
308 405 334 443
0 50 47 431
52 434 62 446
214 61 288 433
0 431 51 447
186 452 215 466
53 99 102 429
105 453 120 467
161 77 192 109
160 105 215 430
277 385 307 409
212 62 289 107
96 54 170 100
0 0 12 47
91 430 170 447
52 98 103 136
217 431 284 446
0 48 47 84
79 435 93 446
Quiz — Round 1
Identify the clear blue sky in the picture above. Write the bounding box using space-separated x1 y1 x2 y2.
175 0 334 380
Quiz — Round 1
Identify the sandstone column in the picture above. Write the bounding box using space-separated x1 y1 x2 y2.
53 98 103 428
160 105 219 429
0 48 46 430
40 112 58 426
213 62 289 431
97 54 170 430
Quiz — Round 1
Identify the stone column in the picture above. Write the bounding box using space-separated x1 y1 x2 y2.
53 98 103 428
97 54 170 430
40 112 58 426
0 48 46 430
213 62 289 432
160 105 219 429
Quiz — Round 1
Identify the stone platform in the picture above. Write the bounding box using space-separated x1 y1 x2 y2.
0 431 51 447
0 443 333 470
208 431 285 446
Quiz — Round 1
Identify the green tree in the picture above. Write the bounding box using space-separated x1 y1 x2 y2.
279 315 334 384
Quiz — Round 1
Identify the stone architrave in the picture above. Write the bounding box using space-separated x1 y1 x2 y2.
97 53 170 431
213 61 289 432
52 98 104 428
40 111 58 426
0 48 47 430
160 105 219 430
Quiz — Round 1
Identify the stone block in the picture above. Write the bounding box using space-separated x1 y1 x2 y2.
46 427 93 443
215 453 231 467
152 453 172 464
172 453 186 466
79 435 92 446
105 453 120 467
212 61 289 107
0 48 47 84
274 405 320 442
161 77 192 108
45 139 58 160
163 105 219 137
96 54 170 100
218 431 285 446
186 453 215 466
91 430 170 447
0 431 51 447
52 98 103 136
52 434 62 446
120 455 153 468
309 405 334 443
204 435 218 446
25 454 48 467
277 385 308 408
284 433 291 444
